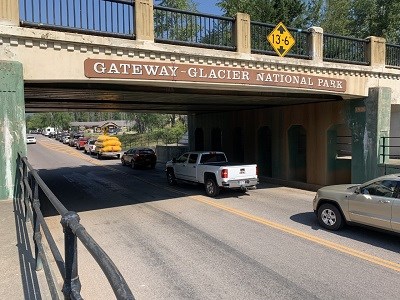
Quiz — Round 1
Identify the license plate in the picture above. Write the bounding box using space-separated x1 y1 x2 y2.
239 180 245 185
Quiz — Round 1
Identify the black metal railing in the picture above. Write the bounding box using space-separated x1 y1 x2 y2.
380 136 400 161
18 154 134 299
386 44 400 68
154 6 235 50
19 1 400 66
250 21 310 59
323 33 369 65
19 0 134 38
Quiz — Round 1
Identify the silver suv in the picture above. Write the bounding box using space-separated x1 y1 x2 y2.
313 174 400 233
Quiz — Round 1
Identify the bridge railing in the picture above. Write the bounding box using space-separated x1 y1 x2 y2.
323 33 369 65
16 0 400 67
386 44 400 68
18 154 134 299
154 6 235 50
19 0 134 38
250 21 310 59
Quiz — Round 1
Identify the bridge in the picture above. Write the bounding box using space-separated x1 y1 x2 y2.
1 0 400 201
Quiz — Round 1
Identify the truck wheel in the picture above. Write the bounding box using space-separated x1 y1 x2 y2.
205 178 219 197
167 169 177 185
317 203 344 231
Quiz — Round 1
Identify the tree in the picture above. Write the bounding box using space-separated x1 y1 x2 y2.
217 0 307 27
154 0 199 42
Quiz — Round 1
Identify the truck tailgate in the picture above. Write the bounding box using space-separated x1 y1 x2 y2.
225 165 257 179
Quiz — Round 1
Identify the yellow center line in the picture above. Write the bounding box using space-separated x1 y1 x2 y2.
39 140 400 272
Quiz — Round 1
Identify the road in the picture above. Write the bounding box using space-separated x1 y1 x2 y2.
27 135 400 300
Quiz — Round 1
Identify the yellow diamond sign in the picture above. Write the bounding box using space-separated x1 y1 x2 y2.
267 22 295 57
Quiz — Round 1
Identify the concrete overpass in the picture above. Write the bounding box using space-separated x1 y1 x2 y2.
1 0 400 200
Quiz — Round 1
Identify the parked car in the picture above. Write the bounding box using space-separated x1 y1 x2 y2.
165 151 258 197
121 148 157 169
26 136 37 144
62 135 70 144
69 133 84 147
313 174 400 233
76 137 89 150
84 139 96 155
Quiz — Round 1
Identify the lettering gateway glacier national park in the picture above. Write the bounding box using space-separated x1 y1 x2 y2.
84 59 346 92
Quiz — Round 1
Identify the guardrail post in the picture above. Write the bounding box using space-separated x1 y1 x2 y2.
366 36 386 67
0 0 19 26
22 159 29 222
61 211 82 300
135 0 154 41
308 27 323 63
234 13 251 54
32 181 43 271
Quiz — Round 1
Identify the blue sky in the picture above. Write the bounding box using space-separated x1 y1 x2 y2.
195 0 223 16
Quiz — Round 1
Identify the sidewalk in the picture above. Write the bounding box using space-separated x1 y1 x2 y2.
0 199 50 299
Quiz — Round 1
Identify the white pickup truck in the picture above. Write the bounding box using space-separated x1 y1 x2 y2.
165 151 258 197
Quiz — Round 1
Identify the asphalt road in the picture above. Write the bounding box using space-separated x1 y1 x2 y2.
27 135 400 300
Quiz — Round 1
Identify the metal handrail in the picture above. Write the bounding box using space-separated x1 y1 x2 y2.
154 5 235 50
18 154 134 300
380 136 400 161
19 0 135 38
386 43 400 68
323 33 369 65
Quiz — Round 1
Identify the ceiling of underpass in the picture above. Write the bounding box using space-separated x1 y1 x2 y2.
24 82 345 113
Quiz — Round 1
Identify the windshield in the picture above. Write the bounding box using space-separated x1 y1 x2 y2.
200 153 227 163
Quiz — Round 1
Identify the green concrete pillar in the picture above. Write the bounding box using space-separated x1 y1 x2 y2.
0 61 26 200
349 87 391 183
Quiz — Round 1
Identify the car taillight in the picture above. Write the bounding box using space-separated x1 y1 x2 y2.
221 169 228 179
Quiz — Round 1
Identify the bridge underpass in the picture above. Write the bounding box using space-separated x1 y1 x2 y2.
1 0 400 201
24 82 343 113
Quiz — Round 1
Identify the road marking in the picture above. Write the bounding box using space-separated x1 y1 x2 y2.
190 195 400 273
38 139 400 272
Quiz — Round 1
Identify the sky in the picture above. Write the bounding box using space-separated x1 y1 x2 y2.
195 0 223 16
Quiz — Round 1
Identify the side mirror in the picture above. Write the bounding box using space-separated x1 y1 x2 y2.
172 158 177 163
123 152 127 155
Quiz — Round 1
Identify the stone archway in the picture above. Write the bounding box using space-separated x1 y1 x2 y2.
257 126 272 177
211 128 222 151
327 124 351 184
194 128 204 151
232 127 244 162
288 125 307 182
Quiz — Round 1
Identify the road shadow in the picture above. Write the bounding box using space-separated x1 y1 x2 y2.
291 212 400 254
34 163 277 217
12 197 46 299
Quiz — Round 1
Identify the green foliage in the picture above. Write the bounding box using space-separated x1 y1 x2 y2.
217 0 307 27
215 0 400 43
26 112 72 130
134 113 170 134
119 121 187 150
154 0 199 42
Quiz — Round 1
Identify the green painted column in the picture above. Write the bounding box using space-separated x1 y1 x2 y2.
349 87 391 183
0 61 26 200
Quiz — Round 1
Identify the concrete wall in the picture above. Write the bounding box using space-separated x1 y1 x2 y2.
155 145 189 163
0 61 26 200
189 100 350 186
189 87 392 186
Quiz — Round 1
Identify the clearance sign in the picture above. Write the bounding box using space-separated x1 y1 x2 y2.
84 59 346 93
